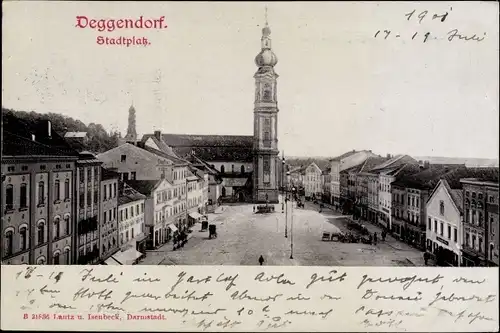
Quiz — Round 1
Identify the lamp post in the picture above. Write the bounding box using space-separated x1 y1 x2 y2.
290 186 296 259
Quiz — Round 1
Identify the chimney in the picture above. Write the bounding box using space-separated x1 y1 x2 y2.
387 153 391 158
154 130 162 140
424 160 430 168
47 120 52 138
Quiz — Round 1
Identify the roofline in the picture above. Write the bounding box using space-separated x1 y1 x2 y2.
2 155 79 162
425 179 462 215
460 179 499 187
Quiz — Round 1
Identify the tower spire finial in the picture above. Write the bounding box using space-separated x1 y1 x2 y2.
265 5 268 26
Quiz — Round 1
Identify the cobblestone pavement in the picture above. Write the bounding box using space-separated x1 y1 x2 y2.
139 200 425 266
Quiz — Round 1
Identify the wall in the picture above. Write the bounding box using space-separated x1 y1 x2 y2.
100 177 119 260
118 199 145 247
426 183 462 256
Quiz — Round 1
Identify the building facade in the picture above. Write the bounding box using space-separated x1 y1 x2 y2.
2 156 77 265
426 179 463 266
75 154 103 264
461 178 499 266
304 163 322 199
99 168 119 261
118 183 147 253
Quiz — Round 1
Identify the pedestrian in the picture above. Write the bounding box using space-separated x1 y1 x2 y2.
259 255 265 266
373 232 378 245
423 252 430 266
381 230 386 241
253 206 255 213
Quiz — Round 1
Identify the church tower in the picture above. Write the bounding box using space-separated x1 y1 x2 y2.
253 9 280 204
124 104 138 144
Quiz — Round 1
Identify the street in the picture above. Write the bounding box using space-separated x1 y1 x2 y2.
139 198 425 266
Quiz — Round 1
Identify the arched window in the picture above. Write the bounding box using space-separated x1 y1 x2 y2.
54 217 60 239
38 181 45 205
241 165 245 173
64 215 70 235
64 248 70 264
53 251 60 265
20 183 28 208
64 179 70 200
220 165 225 173
37 221 45 245
36 256 46 265
5 184 13 210
54 180 60 201
4 230 14 256
231 165 235 173
19 226 27 250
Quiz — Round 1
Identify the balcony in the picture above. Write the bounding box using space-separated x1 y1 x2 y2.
78 217 98 235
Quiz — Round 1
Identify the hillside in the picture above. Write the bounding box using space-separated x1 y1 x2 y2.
2 108 120 153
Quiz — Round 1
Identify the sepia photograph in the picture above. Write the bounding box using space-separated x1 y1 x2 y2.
2 1 498 270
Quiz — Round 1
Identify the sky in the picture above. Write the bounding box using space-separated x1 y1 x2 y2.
2 1 499 159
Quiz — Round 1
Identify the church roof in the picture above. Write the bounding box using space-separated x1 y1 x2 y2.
141 133 253 162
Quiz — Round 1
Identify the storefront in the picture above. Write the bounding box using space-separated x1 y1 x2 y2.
188 212 203 227
104 245 144 265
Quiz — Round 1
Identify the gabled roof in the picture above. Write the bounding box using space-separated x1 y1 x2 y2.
329 150 359 162
142 135 178 157
427 179 464 214
360 156 390 173
185 154 220 175
392 164 467 190
118 183 147 205
141 133 253 162
125 180 163 196
306 162 322 173
141 145 190 165
370 155 406 171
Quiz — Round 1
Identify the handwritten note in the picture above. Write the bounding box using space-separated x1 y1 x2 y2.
1 266 498 332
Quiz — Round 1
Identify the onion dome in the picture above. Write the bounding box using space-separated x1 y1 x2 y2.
255 49 278 67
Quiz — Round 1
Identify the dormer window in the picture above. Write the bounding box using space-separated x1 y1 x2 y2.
439 201 445 215
121 155 126 162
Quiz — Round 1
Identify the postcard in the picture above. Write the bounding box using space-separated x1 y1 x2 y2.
1 1 499 332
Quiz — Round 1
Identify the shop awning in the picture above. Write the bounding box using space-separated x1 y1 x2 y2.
104 257 122 265
108 248 143 265
168 224 178 232
189 212 203 220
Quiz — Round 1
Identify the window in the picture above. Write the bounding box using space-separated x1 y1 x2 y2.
220 165 225 173
489 195 495 203
466 233 470 247
79 193 85 208
80 170 84 183
103 211 107 223
54 180 60 201
231 165 235 173
121 155 126 162
453 228 457 242
64 248 70 264
440 222 444 236
38 181 45 205
407 196 410 205
64 216 70 235
479 237 483 252
103 185 107 201
38 222 45 245
434 220 437 232
439 201 444 215
94 191 98 204
416 198 419 208
466 191 470 197
472 235 476 249
5 184 14 210
53 252 60 265
54 217 61 239
428 218 432 230
123 173 129 181
136 205 139 215
478 193 483 200
20 227 27 250
113 183 117 197
64 179 70 200
241 165 245 173
131 207 134 218
18 183 28 208
447 225 451 239
87 168 92 181
4 230 13 256
120 210 123 221
87 190 92 206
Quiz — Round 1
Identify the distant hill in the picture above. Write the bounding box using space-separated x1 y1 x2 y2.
2 108 121 153
415 156 499 168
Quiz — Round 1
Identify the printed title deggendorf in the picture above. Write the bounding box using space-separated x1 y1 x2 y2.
75 16 168 32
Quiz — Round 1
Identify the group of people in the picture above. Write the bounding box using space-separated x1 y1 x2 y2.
367 230 387 245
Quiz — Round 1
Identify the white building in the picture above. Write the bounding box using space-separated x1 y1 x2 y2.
329 150 375 206
304 162 322 199
118 183 147 251
187 169 204 226
426 179 464 266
